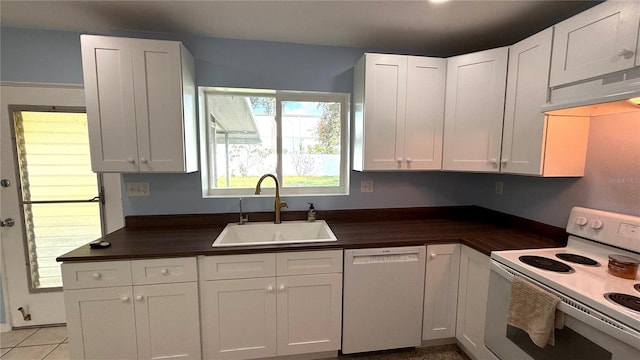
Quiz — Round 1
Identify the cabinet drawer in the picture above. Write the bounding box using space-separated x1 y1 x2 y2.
132 257 197 285
201 253 276 280
62 261 132 289
276 250 343 276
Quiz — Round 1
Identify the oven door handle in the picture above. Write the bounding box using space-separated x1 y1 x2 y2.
490 259 640 351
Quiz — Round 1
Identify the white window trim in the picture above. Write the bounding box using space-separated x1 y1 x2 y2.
199 87 350 198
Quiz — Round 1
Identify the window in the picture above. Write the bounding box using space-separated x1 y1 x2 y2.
11 108 104 289
200 88 349 196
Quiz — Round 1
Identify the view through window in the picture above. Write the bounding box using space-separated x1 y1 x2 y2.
12 109 104 289
202 89 349 196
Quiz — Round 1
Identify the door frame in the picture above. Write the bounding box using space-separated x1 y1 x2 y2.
0 82 124 329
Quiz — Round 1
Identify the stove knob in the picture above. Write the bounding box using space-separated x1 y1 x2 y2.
590 219 603 230
576 216 588 226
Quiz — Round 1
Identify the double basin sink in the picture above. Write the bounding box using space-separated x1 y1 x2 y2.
212 220 337 247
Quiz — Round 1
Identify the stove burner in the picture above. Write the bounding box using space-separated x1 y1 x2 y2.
604 293 640 313
555 253 600 266
519 255 575 273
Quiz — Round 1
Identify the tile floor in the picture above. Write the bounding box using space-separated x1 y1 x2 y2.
1 327 467 360
0 326 68 360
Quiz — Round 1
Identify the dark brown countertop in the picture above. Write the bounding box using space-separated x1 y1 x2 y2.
57 206 568 262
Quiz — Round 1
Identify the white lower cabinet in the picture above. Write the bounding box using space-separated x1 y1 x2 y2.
276 273 342 356
65 286 138 360
62 257 200 360
423 244 460 340
134 282 201 360
203 277 277 360
456 246 492 360
200 250 343 360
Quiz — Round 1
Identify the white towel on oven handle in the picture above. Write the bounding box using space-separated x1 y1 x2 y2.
507 276 565 347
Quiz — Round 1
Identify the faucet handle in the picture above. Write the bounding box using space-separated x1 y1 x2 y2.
239 198 248 225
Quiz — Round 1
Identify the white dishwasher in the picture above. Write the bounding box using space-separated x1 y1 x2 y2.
342 246 426 354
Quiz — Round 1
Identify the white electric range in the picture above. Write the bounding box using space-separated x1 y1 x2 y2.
485 207 640 360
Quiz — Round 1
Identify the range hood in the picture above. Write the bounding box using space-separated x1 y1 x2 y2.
543 67 640 116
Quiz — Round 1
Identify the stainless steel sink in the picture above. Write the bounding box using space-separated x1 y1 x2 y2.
212 220 337 247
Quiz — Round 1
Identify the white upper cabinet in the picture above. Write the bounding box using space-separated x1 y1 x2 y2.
353 53 446 171
443 47 508 172
81 35 198 173
550 1 640 87
502 28 550 175
503 28 590 177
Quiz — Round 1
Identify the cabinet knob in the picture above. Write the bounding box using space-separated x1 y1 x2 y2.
278 285 286 292
590 219 603 230
617 49 634 59
135 295 144 302
266 285 274 293
121 296 130 303
406 158 412 163
576 216 588 226
92 273 102 280
490 159 498 165
430 253 437 259
501 159 508 165
140 157 148 164
127 158 135 164
160 269 169 275
397 157 403 163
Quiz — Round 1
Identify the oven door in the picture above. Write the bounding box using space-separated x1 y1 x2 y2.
485 260 640 360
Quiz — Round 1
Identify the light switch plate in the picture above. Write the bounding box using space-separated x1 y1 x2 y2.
126 182 150 197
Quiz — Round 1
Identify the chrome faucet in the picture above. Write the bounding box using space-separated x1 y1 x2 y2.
254 174 288 224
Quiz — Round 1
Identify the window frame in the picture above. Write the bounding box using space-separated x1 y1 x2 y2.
8 105 106 292
199 87 350 197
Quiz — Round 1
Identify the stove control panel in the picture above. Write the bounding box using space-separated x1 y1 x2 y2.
567 207 640 253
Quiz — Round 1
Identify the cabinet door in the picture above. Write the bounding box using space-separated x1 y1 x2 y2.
501 28 553 175
276 273 342 356
443 47 508 172
131 39 187 172
362 53 407 170
456 246 492 360
134 282 201 360
81 35 139 172
202 278 277 360
404 56 446 170
423 244 460 340
64 286 138 360
550 1 640 87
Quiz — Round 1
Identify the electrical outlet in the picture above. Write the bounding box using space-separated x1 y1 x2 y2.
361 180 373 193
495 181 504 195
126 182 150 197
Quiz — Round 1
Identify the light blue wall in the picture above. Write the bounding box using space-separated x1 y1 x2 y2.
0 28 84 84
2 27 638 228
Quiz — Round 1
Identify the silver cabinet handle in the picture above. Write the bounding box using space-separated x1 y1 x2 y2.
135 295 144 302
121 296 130 303
617 49 634 58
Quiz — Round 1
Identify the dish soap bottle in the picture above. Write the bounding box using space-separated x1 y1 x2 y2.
307 203 316 222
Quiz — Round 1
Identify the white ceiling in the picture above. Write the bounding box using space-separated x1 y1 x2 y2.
0 0 601 56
